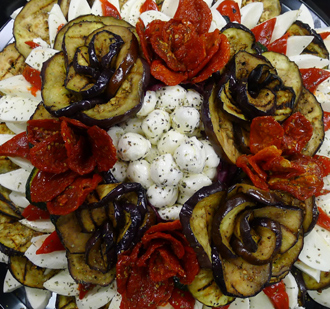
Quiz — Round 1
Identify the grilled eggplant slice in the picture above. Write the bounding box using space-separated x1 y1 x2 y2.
0 43 26 81
302 270 330 290
56 295 78 309
13 0 57 58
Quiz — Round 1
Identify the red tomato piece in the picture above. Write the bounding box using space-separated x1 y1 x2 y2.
282 112 313 155
22 204 50 221
314 155 330 177
320 32 330 40
174 0 212 35
78 283 95 300
25 41 40 49
137 240 165 267
267 33 289 54
263 281 289 309
36 231 65 254
317 207 330 232
300 68 330 94
251 18 276 46
30 170 78 203
99 0 121 18
169 288 195 309
180 245 200 285
144 219 182 234
140 0 158 13
136 19 153 65
0 132 30 159
46 174 102 215
249 116 284 154
22 66 42 96
151 60 188 85
216 0 241 23
323 111 330 131
27 119 61 145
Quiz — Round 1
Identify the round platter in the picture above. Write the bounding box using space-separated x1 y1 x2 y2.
0 0 329 308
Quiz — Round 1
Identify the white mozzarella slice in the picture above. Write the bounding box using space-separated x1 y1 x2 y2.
240 2 263 29
43 269 79 296
68 0 92 21
20 219 56 233
120 0 136 22
315 75 330 106
316 191 330 217
25 47 59 71
228 297 249 308
289 54 330 69
210 9 227 30
315 224 330 246
0 251 9 264
3 269 23 292
32 38 50 48
0 168 30 193
76 281 117 309
5 122 27 134
0 134 14 145
10 6 23 19
48 4 67 47
161 0 180 17
193 300 203 309
0 95 40 122
308 287 330 308
25 234 67 269
283 272 299 309
294 260 321 282
25 286 52 309
128 0 152 26
158 204 182 221
316 130 330 157
271 10 299 43
298 226 330 271
9 191 30 208
91 0 103 15
109 293 122 309
9 156 34 172
0 75 41 100
249 291 274 308
297 3 314 29
286 35 314 57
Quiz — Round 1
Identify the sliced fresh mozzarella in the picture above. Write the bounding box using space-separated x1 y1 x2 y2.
0 75 41 100
128 0 154 26
316 130 330 158
0 168 30 193
10 6 23 19
240 2 263 29
0 251 9 264
68 0 92 21
31 38 50 48
0 95 40 123
139 11 171 28
76 281 117 309
286 35 314 57
249 291 274 308
9 156 34 172
229 297 249 308
25 286 52 309
25 234 67 269
91 0 103 15
20 218 56 233
315 75 330 106
297 3 314 29
294 260 321 282
289 54 330 69
9 191 30 208
48 4 67 47
120 0 136 22
5 122 27 134
210 9 227 31
0 134 14 145
43 269 79 296
308 287 330 308
161 0 180 17
315 224 330 246
271 10 299 43
298 226 330 272
25 47 59 71
283 272 299 309
194 300 203 309
316 190 330 218
109 293 122 309
3 269 23 292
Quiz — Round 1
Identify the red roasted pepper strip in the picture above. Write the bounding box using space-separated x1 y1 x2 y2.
320 32 330 40
267 33 289 54
251 18 276 46
22 204 50 221
22 66 42 96
323 111 330 131
36 231 65 254
25 41 40 49
0 132 30 159
263 281 289 309
216 0 241 23
169 288 195 309
151 60 188 86
317 207 330 232
100 0 121 18
78 283 95 299
300 68 330 94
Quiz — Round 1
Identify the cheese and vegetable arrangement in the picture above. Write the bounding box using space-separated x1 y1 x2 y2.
0 0 330 308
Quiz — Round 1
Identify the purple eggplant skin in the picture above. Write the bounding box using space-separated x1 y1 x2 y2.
73 46 100 79
237 211 258 252
180 181 226 269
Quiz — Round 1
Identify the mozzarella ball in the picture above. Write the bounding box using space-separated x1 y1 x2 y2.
144 145 160 163
107 126 124 148
178 173 212 204
174 137 206 174
182 89 203 109
201 140 220 168
150 154 183 187
110 160 128 182
127 160 154 189
156 85 187 112
119 117 144 135
171 106 200 135
158 204 183 221
203 167 218 181
117 133 151 161
157 130 186 155
141 109 171 144
137 90 157 117
147 185 178 208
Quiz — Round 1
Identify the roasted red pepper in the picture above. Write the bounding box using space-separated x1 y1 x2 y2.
100 0 121 18
36 231 65 254
317 207 330 232
251 18 276 46
216 0 241 23
300 68 330 94
267 33 289 54
0 132 30 159
22 204 50 221
169 288 195 309
263 281 289 309
78 283 95 299
25 41 40 49
22 66 42 96
140 0 158 13
323 111 330 131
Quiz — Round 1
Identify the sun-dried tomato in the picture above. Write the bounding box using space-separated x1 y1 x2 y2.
249 116 284 154
314 155 330 177
46 173 102 215
27 119 61 145
282 112 313 155
22 204 50 221
300 68 330 94
251 18 276 46
180 245 200 284
151 60 188 86
136 19 152 65
136 240 165 267
216 0 241 23
0 132 30 159
145 219 182 234
140 0 158 13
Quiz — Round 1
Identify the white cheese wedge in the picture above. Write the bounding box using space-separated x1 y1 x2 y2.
68 0 92 21
9 156 34 172
286 35 314 57
128 0 153 26
10 6 23 19
48 4 67 48
298 226 330 271
308 287 330 307
108 293 122 309
91 0 103 15
5 122 27 134
120 0 136 22
0 134 14 145
0 251 9 264
294 260 321 282
271 10 299 43
315 224 330 246
229 297 249 308
289 54 330 69
25 235 67 269
9 191 30 208
43 269 79 296
139 10 171 27
249 291 274 309
161 0 180 17
315 75 330 107
0 168 30 193
240 2 263 29
3 269 22 293
283 272 299 309
76 281 117 309
20 218 56 233
297 3 314 29
25 47 59 71
210 9 227 31
316 130 330 158
25 286 52 309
